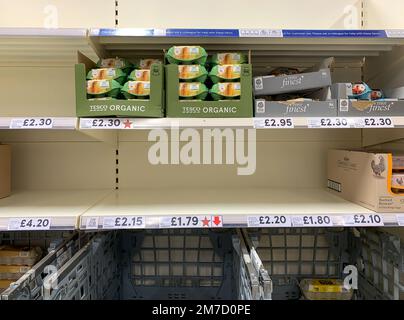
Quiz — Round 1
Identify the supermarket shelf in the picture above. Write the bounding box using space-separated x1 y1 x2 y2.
79 188 403 229
0 117 77 130
78 117 404 130
0 189 111 231
0 28 97 66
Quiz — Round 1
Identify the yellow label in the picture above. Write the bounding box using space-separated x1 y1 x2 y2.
87 80 110 94
307 279 343 293
128 81 150 95
218 83 241 97
173 46 201 60
0 265 29 273
0 279 14 289
179 83 202 97
217 65 241 79
178 65 201 79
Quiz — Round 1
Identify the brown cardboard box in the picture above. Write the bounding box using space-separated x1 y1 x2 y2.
328 149 404 213
0 144 10 199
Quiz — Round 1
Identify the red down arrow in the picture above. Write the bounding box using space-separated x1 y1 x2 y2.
213 216 222 226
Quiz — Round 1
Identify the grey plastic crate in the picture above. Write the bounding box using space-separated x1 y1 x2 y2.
42 231 120 300
0 231 80 300
355 229 404 300
121 229 237 300
233 230 272 300
244 228 350 300
232 231 260 300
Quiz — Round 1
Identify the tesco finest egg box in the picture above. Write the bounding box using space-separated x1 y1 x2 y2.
327 149 404 213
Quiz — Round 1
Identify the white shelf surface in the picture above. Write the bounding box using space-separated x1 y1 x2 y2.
0 28 98 66
0 117 77 130
0 189 111 231
79 188 402 229
78 117 404 130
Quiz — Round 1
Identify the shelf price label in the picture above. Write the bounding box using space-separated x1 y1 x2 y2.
80 118 135 129
307 117 351 128
360 117 394 128
247 215 291 227
396 215 404 226
102 216 145 229
8 218 51 231
159 215 223 228
10 118 53 129
254 118 294 129
343 214 384 226
292 215 333 227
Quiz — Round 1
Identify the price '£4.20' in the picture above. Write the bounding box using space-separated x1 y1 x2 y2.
8 218 51 231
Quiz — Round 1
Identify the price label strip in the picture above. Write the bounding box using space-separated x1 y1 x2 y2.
343 214 384 227
307 117 352 129
254 118 294 129
396 215 404 226
292 215 333 227
356 117 394 128
159 215 223 228
80 118 135 129
101 216 146 229
247 215 292 227
10 118 54 129
8 217 51 231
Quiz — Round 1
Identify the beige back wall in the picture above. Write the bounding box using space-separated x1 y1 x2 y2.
0 0 115 28
118 0 362 29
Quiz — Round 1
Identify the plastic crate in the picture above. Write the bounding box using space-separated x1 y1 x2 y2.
243 228 350 300
121 229 237 300
0 231 80 300
42 232 120 300
233 230 272 300
355 229 404 300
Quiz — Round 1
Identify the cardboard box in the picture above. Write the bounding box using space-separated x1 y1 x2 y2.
0 144 10 199
254 99 337 117
165 64 253 118
328 149 404 213
337 99 404 117
75 52 164 117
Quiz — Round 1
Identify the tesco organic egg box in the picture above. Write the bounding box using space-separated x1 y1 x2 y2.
76 52 164 118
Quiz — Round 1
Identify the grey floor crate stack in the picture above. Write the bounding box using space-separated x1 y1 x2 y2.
1 228 403 300
1 231 81 300
242 228 404 300
120 229 237 300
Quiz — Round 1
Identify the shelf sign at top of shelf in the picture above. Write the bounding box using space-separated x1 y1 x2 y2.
91 28 404 38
